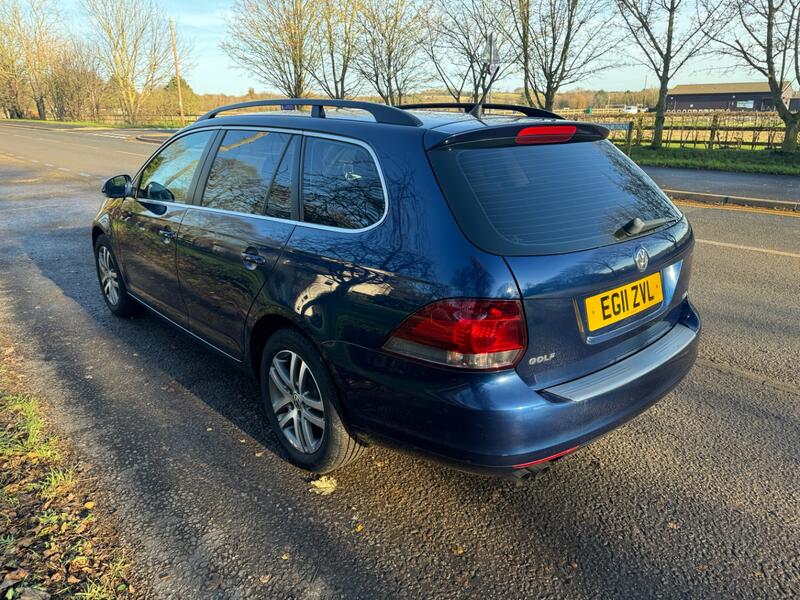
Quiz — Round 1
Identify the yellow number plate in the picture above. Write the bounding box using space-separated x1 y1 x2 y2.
585 272 663 332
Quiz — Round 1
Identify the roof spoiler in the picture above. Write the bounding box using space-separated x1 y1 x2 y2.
398 102 563 120
429 122 610 150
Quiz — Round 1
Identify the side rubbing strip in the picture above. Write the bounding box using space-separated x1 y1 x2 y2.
544 324 697 402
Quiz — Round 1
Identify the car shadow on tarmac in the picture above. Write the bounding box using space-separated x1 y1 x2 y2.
9 224 794 598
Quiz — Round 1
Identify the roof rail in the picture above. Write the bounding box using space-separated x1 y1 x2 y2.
398 102 563 120
198 98 423 127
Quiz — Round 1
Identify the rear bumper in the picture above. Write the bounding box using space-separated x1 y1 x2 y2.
324 300 700 476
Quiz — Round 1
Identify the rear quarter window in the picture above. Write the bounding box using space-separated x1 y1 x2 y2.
301 137 385 229
429 139 681 255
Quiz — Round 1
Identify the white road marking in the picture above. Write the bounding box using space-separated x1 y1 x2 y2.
44 163 54 167
58 167 71 172
79 172 92 177
30 159 39 163
696 238 800 259
115 149 148 157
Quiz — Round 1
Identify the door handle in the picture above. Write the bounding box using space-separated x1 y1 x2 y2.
241 250 266 270
158 228 177 243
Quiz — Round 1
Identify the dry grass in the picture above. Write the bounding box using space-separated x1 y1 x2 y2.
0 346 137 598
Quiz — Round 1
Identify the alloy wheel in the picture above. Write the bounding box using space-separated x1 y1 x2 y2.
268 350 326 454
97 246 120 306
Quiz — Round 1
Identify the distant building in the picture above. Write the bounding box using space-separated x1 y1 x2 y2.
790 97 800 111
666 82 793 112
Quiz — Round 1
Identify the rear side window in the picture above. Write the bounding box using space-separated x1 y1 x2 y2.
301 137 384 229
202 130 292 216
429 140 681 255
138 130 214 202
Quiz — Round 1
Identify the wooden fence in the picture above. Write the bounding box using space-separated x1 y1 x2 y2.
567 112 788 151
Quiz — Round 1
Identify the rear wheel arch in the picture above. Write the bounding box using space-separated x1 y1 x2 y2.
249 313 309 379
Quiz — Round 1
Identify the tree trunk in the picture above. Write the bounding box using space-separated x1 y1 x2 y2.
782 117 798 152
35 96 46 120
543 86 557 112
651 77 670 149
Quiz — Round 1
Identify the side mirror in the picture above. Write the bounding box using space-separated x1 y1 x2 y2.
102 174 132 199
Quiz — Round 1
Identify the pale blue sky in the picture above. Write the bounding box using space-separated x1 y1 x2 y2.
62 0 755 96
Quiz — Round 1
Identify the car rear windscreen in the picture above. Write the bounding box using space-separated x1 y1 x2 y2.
428 139 681 256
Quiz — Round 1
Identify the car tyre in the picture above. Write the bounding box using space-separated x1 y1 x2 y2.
260 328 364 473
94 234 139 317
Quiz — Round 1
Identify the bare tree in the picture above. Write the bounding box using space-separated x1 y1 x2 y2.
46 39 105 121
616 0 724 147
356 0 429 105
0 1 27 118
503 0 619 111
422 0 515 103
704 0 799 151
222 0 317 98
310 0 362 99
83 0 173 124
15 0 59 118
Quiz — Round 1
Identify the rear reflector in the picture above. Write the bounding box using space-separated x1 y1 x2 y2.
383 299 526 370
515 125 577 145
513 446 579 469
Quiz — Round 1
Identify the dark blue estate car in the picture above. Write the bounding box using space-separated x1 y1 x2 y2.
92 99 700 477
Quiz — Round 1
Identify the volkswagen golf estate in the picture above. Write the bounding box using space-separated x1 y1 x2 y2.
92 99 700 476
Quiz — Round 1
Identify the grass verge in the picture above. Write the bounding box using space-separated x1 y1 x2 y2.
0 117 177 130
622 145 800 176
0 347 135 599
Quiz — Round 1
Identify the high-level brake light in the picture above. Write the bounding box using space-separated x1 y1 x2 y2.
515 125 577 145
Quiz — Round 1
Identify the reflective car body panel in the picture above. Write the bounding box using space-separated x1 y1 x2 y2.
178 208 295 358
113 199 188 326
92 107 700 475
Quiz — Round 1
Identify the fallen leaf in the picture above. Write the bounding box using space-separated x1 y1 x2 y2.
1 569 29 591
18 588 51 600
280 553 290 561
255 451 264 457
66 576 80 584
451 544 465 556
206 427 213 432
309 476 337 496
354 523 364 533
667 522 679 530
83 501 95 510
259 575 271 584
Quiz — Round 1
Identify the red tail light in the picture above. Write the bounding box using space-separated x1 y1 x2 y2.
515 125 576 145
382 299 527 370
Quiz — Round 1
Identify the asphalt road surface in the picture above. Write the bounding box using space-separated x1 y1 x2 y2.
1 122 798 599
644 166 800 203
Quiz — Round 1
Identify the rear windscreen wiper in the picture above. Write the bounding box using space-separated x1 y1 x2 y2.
615 216 676 239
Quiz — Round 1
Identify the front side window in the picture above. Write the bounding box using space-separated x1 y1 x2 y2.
301 137 384 229
202 130 292 215
138 131 214 202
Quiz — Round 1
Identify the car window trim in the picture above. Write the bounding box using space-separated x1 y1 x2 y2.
129 126 389 234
